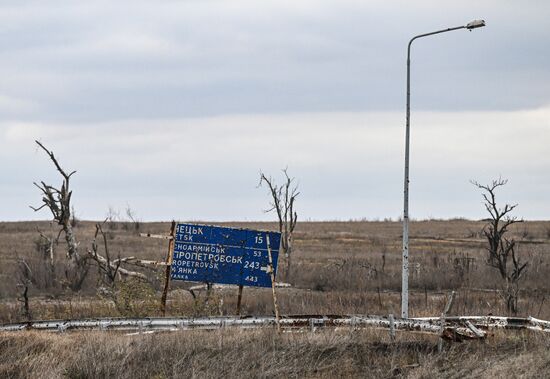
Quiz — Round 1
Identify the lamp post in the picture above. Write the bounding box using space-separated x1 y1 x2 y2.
401 19 485 319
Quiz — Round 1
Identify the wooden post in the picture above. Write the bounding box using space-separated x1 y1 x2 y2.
438 290 456 353
538 295 546 317
424 286 428 308
236 285 244 316
160 220 176 316
389 313 396 342
266 234 281 332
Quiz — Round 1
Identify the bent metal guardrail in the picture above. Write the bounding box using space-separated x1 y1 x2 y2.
1 315 549 338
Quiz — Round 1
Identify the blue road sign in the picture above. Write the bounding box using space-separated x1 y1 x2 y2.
170 223 281 288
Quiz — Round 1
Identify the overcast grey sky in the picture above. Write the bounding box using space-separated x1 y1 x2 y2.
1 0 549 221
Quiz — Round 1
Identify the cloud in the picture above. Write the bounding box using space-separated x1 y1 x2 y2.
0 1 549 123
1 106 548 221
0 95 39 114
0 1 549 221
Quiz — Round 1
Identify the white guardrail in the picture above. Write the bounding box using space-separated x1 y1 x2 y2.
1 315 549 338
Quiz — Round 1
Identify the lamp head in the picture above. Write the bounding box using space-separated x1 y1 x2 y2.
466 19 486 30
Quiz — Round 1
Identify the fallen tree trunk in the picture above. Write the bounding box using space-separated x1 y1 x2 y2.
87 251 148 281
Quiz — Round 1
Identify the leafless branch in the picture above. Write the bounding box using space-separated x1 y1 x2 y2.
31 141 88 291
259 168 299 281
88 222 150 284
472 178 527 314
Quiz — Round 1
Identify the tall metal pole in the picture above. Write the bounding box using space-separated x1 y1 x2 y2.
402 41 412 319
402 24 478 319
266 234 281 332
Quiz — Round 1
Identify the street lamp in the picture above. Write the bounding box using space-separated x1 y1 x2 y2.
401 20 485 319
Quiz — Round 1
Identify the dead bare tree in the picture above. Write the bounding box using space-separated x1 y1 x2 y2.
259 169 299 281
88 221 159 315
35 223 58 289
16 258 32 321
125 205 141 233
88 222 148 284
472 178 528 314
90 223 122 287
30 141 89 291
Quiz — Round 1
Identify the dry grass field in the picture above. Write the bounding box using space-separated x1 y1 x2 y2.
0 219 549 378
1 328 549 379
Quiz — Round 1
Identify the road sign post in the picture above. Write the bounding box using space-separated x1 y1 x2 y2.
160 220 176 316
236 285 244 315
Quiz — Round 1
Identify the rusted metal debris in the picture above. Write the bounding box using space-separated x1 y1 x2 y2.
1 315 549 336
139 233 173 240
412 315 550 334
188 282 291 293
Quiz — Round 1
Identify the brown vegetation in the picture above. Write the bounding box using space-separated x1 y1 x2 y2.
1 219 549 377
0 219 549 321
0 328 548 378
